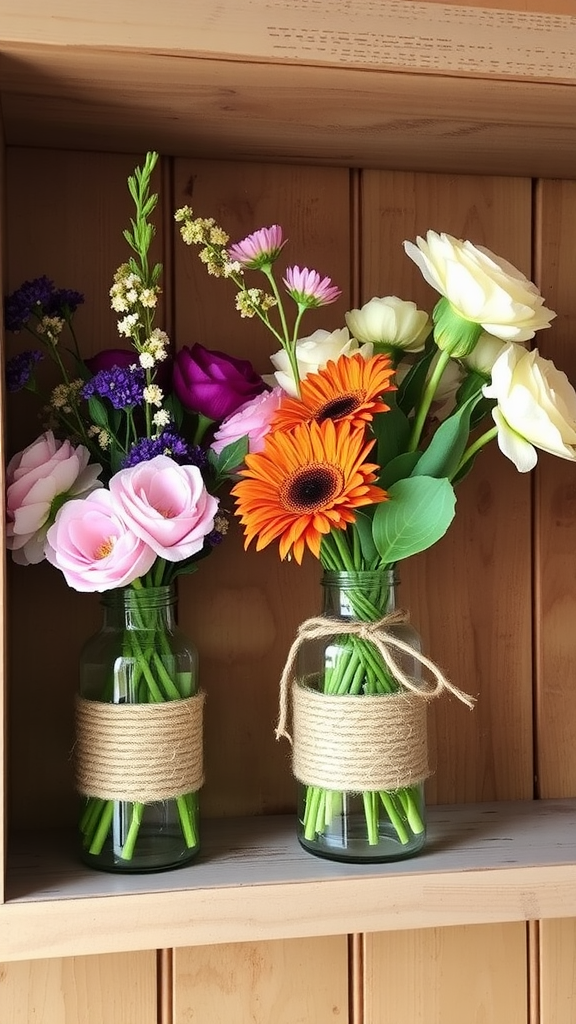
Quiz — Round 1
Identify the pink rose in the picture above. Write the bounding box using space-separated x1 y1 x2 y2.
210 388 283 464
45 490 156 592
6 431 103 565
108 455 218 561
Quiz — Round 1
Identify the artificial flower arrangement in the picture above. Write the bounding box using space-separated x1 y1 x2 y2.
174 203 576 854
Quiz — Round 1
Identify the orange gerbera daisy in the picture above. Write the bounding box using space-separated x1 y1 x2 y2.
272 352 396 432
231 418 388 564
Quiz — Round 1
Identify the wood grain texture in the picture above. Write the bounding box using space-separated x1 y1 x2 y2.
0 952 157 1024
4 803 576 961
540 919 576 1024
532 177 576 1024
1 0 574 81
360 170 534 804
365 923 528 1024
2 50 576 179
533 179 576 800
173 158 350 816
0 100 6 905
173 937 347 1024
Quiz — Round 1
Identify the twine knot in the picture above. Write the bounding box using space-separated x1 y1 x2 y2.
276 610 474 745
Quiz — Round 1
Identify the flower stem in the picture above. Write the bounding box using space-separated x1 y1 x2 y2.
408 348 452 452
453 424 498 478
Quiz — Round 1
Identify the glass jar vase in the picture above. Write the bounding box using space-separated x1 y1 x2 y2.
76 584 203 872
294 569 428 863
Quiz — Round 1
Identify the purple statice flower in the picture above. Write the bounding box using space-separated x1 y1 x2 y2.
283 266 341 308
122 432 208 469
46 289 84 317
5 277 56 331
227 225 285 270
5 350 43 392
82 365 145 410
4 277 85 332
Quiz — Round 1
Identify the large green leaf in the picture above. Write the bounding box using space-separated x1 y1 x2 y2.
372 476 456 562
411 392 482 481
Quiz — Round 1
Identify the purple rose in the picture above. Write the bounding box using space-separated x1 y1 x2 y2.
85 348 135 373
173 343 266 421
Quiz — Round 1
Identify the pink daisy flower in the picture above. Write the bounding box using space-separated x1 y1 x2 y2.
283 266 341 308
227 225 285 269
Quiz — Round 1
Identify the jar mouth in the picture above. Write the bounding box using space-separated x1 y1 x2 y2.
321 569 397 587
101 583 176 608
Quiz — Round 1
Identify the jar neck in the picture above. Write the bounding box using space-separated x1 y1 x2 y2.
321 570 398 620
101 585 177 630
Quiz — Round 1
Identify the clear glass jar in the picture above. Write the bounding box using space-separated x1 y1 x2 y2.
296 570 427 863
77 584 202 873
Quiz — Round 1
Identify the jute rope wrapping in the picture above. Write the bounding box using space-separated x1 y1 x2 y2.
276 612 475 793
74 692 205 802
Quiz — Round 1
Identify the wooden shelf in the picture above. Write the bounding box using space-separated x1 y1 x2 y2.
4 800 576 962
1 2 576 177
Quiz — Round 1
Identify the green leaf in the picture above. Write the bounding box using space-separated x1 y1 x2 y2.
396 341 436 417
371 400 411 469
410 392 482 481
350 510 379 564
379 451 421 489
163 392 185 429
87 395 110 429
372 476 456 562
208 436 249 481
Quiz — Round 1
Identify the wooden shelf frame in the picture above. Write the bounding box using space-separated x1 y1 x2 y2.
1 1 576 178
3 800 576 962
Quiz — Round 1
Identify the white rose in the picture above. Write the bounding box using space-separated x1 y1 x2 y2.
345 296 430 352
403 231 556 342
482 344 576 472
269 328 372 397
462 332 509 375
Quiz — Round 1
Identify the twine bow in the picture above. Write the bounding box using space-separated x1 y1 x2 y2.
276 610 475 744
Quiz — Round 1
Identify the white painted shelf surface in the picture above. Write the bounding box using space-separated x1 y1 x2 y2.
3 799 576 961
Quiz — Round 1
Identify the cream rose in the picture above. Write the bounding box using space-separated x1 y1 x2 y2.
403 231 556 343
269 328 372 396
483 344 576 472
345 296 430 352
462 332 509 375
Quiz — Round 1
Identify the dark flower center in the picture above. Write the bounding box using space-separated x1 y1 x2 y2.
315 390 364 423
281 463 343 513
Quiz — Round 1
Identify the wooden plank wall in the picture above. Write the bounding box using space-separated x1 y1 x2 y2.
1 150 575 1022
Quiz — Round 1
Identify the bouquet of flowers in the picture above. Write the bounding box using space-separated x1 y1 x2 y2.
175 206 576 853
3 152 271 866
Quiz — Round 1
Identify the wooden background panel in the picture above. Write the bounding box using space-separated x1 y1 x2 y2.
540 919 576 1024
172 158 351 816
0 951 157 1024
4 148 161 829
173 936 347 1024
0 107 6 902
365 924 528 1024
533 180 576 1024
533 179 576 799
360 171 534 803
